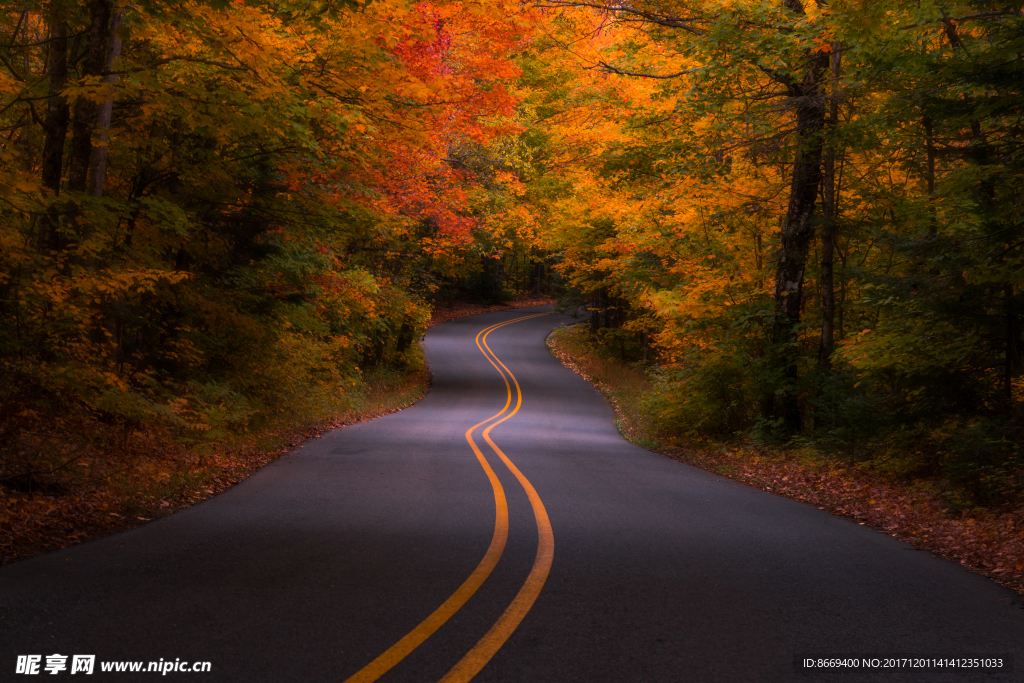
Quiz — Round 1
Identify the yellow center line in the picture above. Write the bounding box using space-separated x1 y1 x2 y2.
439 320 556 683
343 312 549 683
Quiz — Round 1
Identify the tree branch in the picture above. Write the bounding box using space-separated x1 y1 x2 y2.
113 55 250 74
593 60 697 79
899 9 1021 30
535 1 708 36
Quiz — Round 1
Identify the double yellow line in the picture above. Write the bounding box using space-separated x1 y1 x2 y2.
344 312 555 683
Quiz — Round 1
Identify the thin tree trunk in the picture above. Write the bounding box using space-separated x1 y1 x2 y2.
89 8 123 197
38 1 69 252
923 116 936 198
20 10 35 173
67 0 112 194
837 243 847 341
1006 285 1016 402
91 9 126 367
818 44 842 371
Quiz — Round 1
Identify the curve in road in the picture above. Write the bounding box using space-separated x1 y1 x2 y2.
2 305 1023 683
345 312 552 683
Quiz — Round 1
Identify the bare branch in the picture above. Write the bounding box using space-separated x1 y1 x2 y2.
899 9 1021 30
112 55 250 74
592 60 698 79
535 1 708 36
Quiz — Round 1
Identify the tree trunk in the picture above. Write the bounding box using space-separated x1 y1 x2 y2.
67 0 112 194
38 1 70 252
818 45 842 371
1005 285 1017 402
89 7 123 197
768 29 828 431
20 14 35 173
923 115 936 204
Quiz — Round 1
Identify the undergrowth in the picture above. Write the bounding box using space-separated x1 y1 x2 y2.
0 362 429 565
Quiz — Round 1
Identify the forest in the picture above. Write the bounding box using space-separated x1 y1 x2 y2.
0 0 1021 553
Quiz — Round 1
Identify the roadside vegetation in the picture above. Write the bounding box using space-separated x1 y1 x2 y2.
548 323 1024 597
0 363 429 565
0 294 552 565
0 1 554 563
2 0 1021 575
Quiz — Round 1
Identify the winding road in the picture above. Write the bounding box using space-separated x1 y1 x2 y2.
2 305 1023 682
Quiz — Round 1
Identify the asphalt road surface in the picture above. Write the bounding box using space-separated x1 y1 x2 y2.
2 305 1023 682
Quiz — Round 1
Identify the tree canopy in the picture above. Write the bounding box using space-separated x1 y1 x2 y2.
2 0 1022 508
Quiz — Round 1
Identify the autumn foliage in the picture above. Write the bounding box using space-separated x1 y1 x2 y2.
524 0 1024 510
1 0 1023 548
0 0 534 508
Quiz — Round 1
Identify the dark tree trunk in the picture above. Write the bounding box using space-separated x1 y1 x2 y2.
19 15 36 173
818 45 842 371
395 321 413 354
67 0 112 194
1006 285 1018 402
768 13 828 431
95 6 126 369
772 104 826 336
38 2 70 252
89 9 124 197
923 115 936 198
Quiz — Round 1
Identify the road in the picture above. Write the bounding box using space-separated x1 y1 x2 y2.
2 305 1023 682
